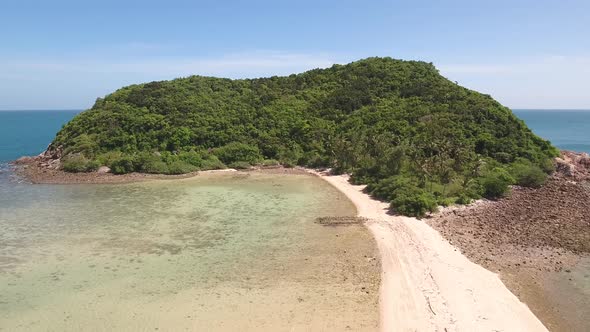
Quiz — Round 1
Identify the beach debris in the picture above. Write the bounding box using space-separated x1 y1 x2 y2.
314 216 369 226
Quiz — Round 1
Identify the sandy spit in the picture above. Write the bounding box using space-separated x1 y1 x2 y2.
309 170 548 332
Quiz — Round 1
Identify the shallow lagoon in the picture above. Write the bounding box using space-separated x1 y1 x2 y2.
0 172 379 331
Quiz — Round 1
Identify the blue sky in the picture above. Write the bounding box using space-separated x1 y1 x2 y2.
1 0 588 109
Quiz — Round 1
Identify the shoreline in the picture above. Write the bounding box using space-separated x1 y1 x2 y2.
310 170 548 332
427 177 590 331
10 159 308 185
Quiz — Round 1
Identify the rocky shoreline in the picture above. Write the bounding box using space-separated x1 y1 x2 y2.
11 152 308 185
427 151 590 332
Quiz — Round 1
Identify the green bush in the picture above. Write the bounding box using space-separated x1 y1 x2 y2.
367 175 413 201
142 160 169 174
437 197 456 207
97 151 124 166
214 142 261 165
510 160 547 188
277 145 303 167
200 155 226 170
261 159 281 167
61 154 97 173
463 179 483 199
229 161 252 169
301 151 329 168
62 134 99 157
455 194 472 205
480 168 514 199
540 157 556 174
110 155 137 174
86 160 101 171
166 160 197 174
390 187 437 217
178 150 204 167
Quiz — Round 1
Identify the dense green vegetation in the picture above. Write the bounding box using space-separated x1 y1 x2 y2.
51 57 557 216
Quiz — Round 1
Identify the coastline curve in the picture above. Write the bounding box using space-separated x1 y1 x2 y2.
310 169 548 332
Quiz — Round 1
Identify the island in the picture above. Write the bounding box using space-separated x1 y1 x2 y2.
25 57 556 216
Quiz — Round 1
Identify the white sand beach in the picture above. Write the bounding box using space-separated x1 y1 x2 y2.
312 170 549 332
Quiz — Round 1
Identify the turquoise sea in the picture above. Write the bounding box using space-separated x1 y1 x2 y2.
0 110 80 163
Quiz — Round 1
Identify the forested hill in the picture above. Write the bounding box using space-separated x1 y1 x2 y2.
48 57 558 216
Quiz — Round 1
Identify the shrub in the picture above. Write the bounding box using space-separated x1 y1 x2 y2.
86 160 101 172
97 151 124 166
455 194 472 205
277 145 303 167
166 160 197 174
142 160 169 174
62 134 99 157
178 150 204 167
62 154 97 173
301 151 329 168
390 187 437 217
437 197 456 207
281 160 296 168
480 168 514 199
540 157 556 174
200 155 226 170
229 161 252 169
261 159 280 167
510 160 547 188
110 155 137 174
464 179 483 199
214 142 261 165
367 175 413 201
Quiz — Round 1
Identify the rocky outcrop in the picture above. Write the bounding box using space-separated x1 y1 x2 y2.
11 144 63 169
555 150 590 181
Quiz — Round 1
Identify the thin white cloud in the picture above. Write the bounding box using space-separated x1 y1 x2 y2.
438 64 513 75
439 55 590 75
0 51 341 109
438 55 590 109
2 52 588 109
1 51 338 79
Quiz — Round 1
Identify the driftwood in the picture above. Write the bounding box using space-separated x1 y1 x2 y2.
314 216 368 226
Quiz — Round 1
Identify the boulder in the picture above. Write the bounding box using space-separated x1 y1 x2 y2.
557 151 590 181
97 166 111 174
13 156 36 164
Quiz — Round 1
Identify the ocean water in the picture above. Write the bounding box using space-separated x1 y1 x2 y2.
0 110 79 163
0 110 379 331
513 109 590 154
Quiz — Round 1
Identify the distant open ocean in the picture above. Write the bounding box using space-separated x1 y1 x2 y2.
0 109 588 164
513 109 590 154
